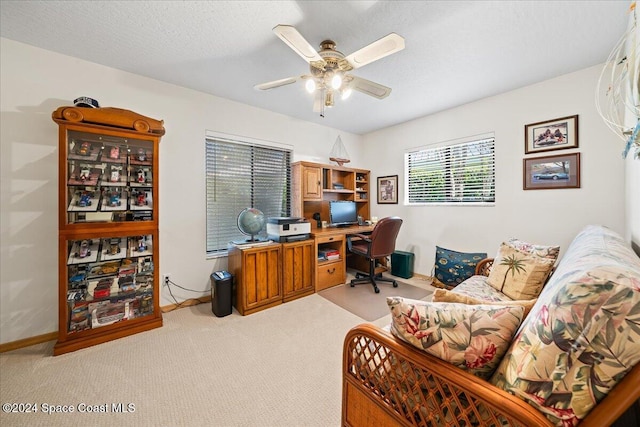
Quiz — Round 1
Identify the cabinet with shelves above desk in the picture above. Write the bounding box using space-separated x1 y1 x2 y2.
292 161 370 228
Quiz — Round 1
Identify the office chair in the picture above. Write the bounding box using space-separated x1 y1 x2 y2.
347 216 403 293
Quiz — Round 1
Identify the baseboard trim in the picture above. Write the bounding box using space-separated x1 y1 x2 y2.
1 298 213 353
161 295 211 313
0 332 57 353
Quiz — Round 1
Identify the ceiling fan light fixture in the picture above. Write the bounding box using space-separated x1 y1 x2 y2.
341 87 353 100
305 78 316 93
331 73 342 90
325 90 334 107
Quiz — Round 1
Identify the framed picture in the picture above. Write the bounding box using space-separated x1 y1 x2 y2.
525 115 579 154
377 175 398 204
523 153 580 190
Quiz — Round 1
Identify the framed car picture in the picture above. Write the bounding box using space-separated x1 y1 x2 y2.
523 153 580 190
525 115 579 154
377 175 398 204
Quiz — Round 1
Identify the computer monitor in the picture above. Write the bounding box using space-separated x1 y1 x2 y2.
329 200 358 227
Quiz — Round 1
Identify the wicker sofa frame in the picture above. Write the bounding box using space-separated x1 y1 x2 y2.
342 259 640 427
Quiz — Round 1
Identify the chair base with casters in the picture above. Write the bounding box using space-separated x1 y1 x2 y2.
350 258 397 293
347 216 403 294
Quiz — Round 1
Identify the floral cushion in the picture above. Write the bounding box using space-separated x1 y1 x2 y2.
507 238 560 261
491 225 640 426
387 296 524 379
450 275 512 302
487 243 555 300
433 288 537 318
433 246 487 288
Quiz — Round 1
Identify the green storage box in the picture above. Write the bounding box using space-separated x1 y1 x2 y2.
391 251 414 279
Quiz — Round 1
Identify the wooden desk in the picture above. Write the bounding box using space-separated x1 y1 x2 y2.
311 224 375 291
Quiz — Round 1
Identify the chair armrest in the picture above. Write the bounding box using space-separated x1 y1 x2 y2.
347 233 372 241
343 323 553 427
346 233 371 252
475 258 494 276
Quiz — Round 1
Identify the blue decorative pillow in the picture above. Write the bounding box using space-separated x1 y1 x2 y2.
434 246 487 288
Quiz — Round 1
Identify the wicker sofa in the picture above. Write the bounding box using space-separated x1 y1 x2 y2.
342 225 640 426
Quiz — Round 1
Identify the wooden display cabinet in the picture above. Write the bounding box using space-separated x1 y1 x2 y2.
228 243 282 315
52 106 164 355
281 239 315 302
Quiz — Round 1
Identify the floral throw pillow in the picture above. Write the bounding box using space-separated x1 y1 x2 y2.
507 238 560 261
487 243 555 300
432 288 537 318
387 296 524 379
433 246 487 288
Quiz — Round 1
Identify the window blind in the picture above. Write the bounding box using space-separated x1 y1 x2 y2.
406 137 495 204
205 137 291 255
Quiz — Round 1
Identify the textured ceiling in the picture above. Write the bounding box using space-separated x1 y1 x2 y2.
0 1 631 135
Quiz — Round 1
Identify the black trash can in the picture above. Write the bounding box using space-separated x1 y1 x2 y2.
211 271 233 317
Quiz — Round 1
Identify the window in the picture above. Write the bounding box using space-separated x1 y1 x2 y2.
405 135 495 204
205 134 291 256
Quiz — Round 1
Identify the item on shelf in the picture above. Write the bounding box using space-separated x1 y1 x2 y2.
87 260 121 278
93 282 111 299
105 238 121 255
76 141 92 156
329 135 351 166
74 239 92 258
108 145 120 160
136 168 147 183
136 147 146 161
135 190 147 206
91 301 130 328
318 248 340 260
109 165 123 182
76 191 93 207
107 189 122 207
119 275 136 292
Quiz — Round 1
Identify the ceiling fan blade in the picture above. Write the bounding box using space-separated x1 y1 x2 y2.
273 24 325 65
345 33 405 69
350 76 392 99
254 76 299 91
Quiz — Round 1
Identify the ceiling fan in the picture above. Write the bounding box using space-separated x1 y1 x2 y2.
254 25 405 116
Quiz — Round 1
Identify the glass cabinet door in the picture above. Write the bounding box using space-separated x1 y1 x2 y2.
65 130 154 225
65 234 155 333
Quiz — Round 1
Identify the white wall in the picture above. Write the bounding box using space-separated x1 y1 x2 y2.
0 37 633 345
363 65 627 275
0 38 363 344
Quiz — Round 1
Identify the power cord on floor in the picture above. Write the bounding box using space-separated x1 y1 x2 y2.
162 277 211 313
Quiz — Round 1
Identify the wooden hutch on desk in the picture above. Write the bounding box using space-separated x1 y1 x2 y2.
292 161 372 291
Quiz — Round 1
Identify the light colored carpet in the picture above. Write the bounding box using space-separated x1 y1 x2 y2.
1 294 379 427
318 281 432 321
0 274 435 427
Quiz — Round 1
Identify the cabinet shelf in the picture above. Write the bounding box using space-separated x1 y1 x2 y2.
324 189 354 194
53 106 164 355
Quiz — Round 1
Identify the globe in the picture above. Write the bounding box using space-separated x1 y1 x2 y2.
237 208 266 242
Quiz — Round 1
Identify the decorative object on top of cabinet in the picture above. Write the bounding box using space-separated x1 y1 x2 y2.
53 106 165 135
53 106 164 355
329 135 350 166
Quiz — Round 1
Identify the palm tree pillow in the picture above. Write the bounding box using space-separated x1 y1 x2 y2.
486 243 555 300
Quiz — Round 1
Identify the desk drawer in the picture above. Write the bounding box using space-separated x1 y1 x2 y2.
316 234 344 245
316 261 345 291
